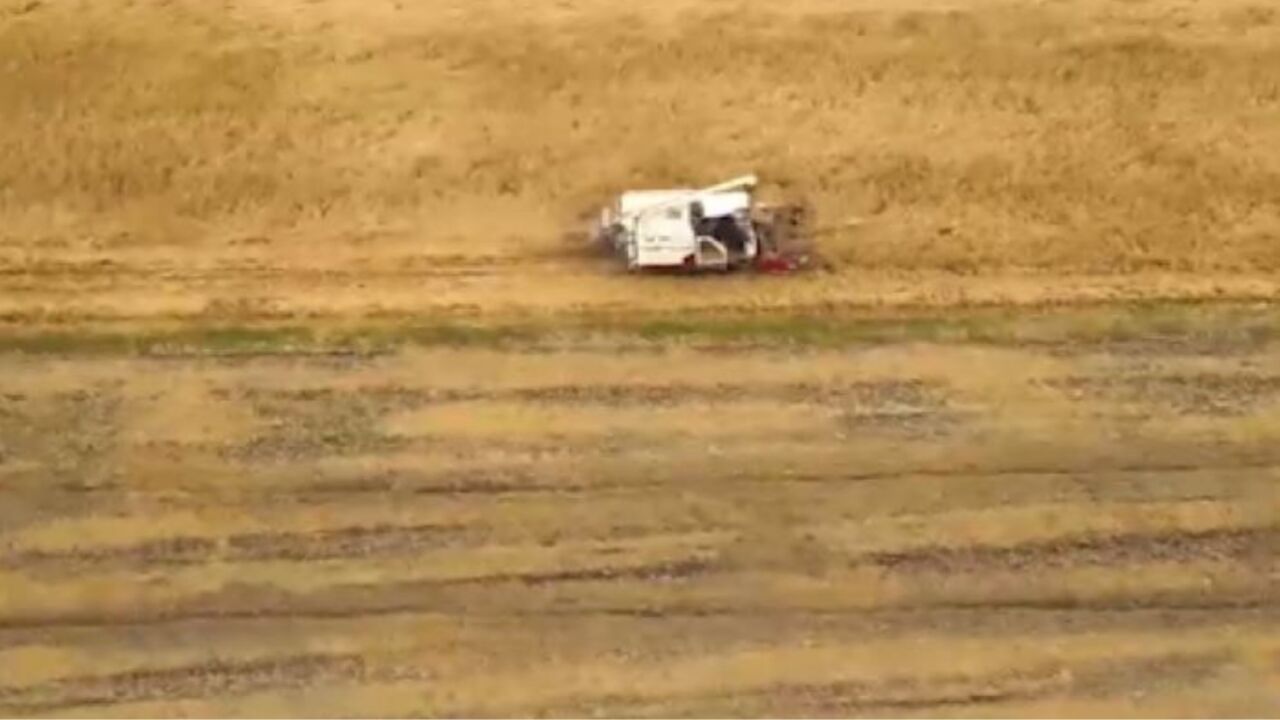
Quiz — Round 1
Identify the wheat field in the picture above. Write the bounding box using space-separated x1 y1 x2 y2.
3 0 1280 716
2 0 1280 327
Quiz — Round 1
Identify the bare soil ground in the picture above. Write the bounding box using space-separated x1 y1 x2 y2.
3 0 1280 716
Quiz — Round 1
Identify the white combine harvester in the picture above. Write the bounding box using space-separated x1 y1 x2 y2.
593 174 811 273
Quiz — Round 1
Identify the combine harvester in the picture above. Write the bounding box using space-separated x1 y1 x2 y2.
593 174 813 274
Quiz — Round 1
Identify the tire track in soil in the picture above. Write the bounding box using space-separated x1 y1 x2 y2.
4 522 733 571
3 570 1275 634
0 556 720 632
0 652 375 715
1044 373 1280 416
8 460 1277 502
3 523 474 570
282 459 1280 497
531 651 1231 717
6 602 1279 643
0 253 562 278
860 526 1280 573
529 607 1280 632
767 651 1228 712
223 381 954 464
239 379 950 409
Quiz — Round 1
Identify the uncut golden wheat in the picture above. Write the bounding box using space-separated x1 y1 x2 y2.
1 0 1278 272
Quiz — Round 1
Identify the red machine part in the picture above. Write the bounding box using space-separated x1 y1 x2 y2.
755 254 795 274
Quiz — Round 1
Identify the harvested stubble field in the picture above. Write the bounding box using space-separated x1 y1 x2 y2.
2 336 1280 716
2 0 1280 716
